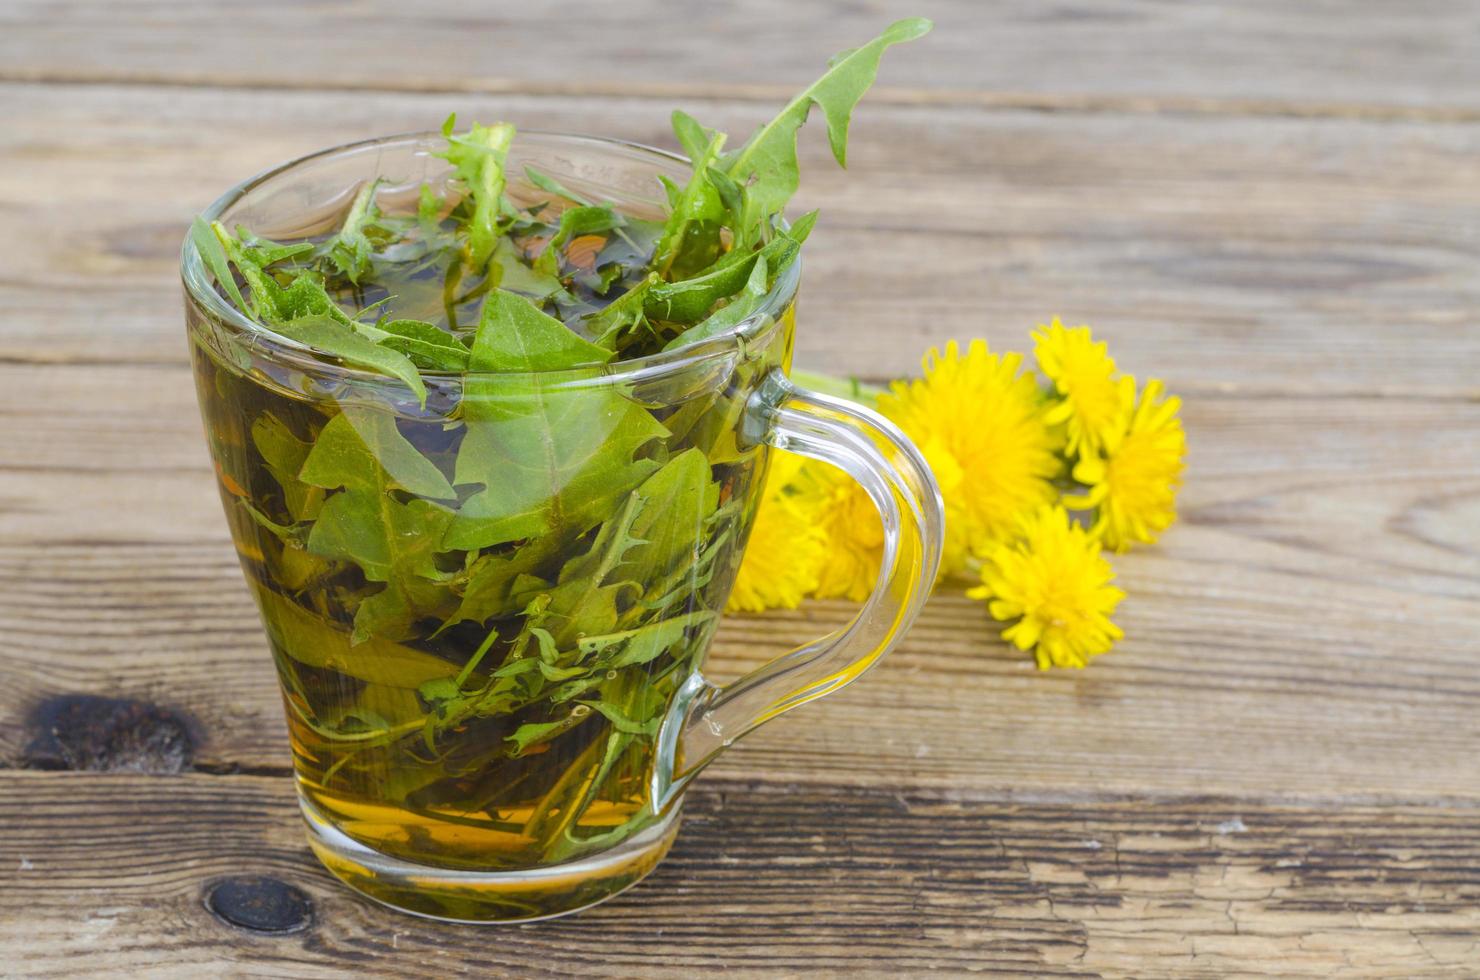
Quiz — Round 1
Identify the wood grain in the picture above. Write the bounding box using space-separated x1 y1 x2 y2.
4 0 1480 972
5 0 1480 117
5 539 1480 801
3 772 1479 977
2 367 1477 802
4 84 1480 396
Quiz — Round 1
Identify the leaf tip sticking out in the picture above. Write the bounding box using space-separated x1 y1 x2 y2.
888 17 934 41
715 17 932 223
190 214 248 313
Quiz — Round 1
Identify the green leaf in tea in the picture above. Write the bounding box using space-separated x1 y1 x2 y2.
618 448 721 584
446 292 667 551
191 215 247 312
468 289 612 372
650 119 726 280
661 253 770 353
325 178 381 285
642 216 810 324
437 114 516 271
368 319 472 372
440 534 565 631
491 238 567 304
511 487 650 647
255 586 460 689
720 17 932 228
523 165 592 206
417 183 445 240
300 411 458 641
577 699 661 736
670 109 717 165
251 412 325 522
301 409 454 500
273 314 429 408
584 272 660 351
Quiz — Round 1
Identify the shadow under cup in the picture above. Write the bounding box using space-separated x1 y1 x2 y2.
183 132 941 922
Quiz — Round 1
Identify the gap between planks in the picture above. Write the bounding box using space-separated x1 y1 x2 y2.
6 73 1480 125
8 770 1480 975
36 764 1480 813
0 354 1472 405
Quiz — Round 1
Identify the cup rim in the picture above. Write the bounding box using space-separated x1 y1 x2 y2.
181 129 801 385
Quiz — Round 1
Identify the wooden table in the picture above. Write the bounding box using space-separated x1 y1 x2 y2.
3 2 1478 975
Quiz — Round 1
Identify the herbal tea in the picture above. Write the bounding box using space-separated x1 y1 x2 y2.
191 169 790 881
186 18 934 921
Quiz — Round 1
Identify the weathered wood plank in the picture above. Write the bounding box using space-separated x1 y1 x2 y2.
7 363 1479 596
4 0 1480 116
5 2 1478 972
3 366 1477 800
3 84 1480 396
2 772 1478 976
5 540 1479 801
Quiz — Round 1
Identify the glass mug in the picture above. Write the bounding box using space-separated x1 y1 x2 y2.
182 131 944 922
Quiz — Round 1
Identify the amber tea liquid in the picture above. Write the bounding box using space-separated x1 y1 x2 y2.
187 185 793 920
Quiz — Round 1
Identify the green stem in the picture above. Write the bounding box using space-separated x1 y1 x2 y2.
789 368 884 405
538 732 633 861
454 625 502 689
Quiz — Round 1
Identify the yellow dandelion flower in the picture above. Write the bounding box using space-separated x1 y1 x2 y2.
1033 318 1134 459
791 459 883 602
879 340 1062 574
1068 378 1186 552
968 505 1124 670
727 453 829 613
916 434 971 578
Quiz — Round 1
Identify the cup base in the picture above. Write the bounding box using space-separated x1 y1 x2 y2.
299 793 681 923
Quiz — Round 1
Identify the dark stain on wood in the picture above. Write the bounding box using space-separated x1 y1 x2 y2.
5 1 1480 972
11 773 1479 972
204 876 314 935
22 694 194 773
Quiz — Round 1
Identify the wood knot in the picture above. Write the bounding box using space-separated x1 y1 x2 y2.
205 876 314 935
24 695 194 774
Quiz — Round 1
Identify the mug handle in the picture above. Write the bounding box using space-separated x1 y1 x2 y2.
653 369 945 806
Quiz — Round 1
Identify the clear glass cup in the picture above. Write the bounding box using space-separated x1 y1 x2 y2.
182 131 944 922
